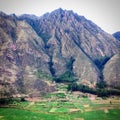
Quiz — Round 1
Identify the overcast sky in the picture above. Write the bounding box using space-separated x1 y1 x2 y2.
0 0 120 34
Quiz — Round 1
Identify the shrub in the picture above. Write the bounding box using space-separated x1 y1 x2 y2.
55 71 76 83
0 97 21 105
96 80 107 89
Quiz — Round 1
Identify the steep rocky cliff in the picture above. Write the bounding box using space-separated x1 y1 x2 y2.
19 8 120 86
0 12 54 97
19 9 120 61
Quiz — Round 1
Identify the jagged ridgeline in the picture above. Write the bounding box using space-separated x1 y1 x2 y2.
0 8 120 97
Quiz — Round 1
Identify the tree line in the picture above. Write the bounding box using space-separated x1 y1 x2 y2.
67 81 120 97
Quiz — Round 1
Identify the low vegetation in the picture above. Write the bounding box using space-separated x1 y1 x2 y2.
54 57 77 83
37 71 53 81
0 83 120 120
55 70 77 83
0 95 120 120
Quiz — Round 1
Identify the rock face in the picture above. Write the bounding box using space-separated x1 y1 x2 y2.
0 12 54 97
19 8 120 85
19 9 120 60
103 54 120 89
0 9 120 97
113 31 120 41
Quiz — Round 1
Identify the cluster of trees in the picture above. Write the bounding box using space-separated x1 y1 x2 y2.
54 70 77 83
0 97 26 105
67 81 120 97
67 82 96 94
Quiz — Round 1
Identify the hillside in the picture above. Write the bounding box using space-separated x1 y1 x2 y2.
0 9 120 97
19 9 120 60
19 8 120 87
103 54 120 89
0 12 55 98
113 31 120 41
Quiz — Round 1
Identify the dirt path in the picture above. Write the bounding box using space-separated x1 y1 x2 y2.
0 116 3 119
74 118 84 120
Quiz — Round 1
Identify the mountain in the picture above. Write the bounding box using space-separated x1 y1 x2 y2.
19 8 120 85
19 9 120 60
0 9 120 97
113 31 120 41
103 54 120 89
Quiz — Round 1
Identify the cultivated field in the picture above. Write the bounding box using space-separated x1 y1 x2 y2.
0 84 120 120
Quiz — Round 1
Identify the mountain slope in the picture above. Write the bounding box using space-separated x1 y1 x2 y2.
103 54 120 89
0 12 54 97
113 31 120 41
19 8 120 61
19 9 102 84
19 8 120 86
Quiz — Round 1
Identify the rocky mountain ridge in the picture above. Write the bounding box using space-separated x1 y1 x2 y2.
0 9 120 97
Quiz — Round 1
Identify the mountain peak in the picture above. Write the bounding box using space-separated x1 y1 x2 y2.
0 11 8 18
48 8 77 17
53 8 74 13
54 8 64 12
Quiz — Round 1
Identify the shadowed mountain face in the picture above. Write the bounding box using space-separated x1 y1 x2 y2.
0 9 120 97
113 31 120 41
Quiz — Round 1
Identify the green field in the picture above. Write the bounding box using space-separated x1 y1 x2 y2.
0 84 120 120
0 107 120 120
0 95 120 120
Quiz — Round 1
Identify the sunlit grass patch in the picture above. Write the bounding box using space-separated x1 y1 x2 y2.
49 108 57 112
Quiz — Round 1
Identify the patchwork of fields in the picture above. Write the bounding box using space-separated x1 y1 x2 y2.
0 84 120 120
0 95 120 120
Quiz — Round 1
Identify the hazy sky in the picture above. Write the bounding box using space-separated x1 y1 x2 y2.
0 0 120 34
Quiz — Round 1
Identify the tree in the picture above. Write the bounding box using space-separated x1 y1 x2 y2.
96 80 107 89
67 82 78 91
